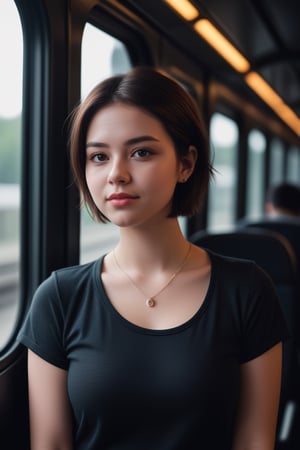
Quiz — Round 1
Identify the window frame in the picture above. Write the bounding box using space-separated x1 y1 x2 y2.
0 0 50 362
0 0 155 362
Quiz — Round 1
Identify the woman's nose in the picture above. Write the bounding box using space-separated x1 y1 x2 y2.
108 158 131 184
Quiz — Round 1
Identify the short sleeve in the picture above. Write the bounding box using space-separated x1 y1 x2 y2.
239 264 290 363
17 273 68 369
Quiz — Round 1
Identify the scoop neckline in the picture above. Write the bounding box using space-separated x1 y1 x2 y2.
93 250 215 336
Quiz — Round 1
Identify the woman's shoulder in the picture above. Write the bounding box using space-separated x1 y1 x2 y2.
207 249 275 293
33 256 104 304
208 249 258 275
54 257 102 281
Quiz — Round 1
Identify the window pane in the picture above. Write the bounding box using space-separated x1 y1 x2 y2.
80 24 132 263
207 113 239 231
269 138 284 185
245 129 266 219
286 147 300 184
0 0 23 348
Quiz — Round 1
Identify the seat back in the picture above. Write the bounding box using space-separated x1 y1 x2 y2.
190 227 298 289
241 218 300 274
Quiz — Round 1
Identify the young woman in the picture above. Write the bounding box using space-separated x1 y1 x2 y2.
18 67 288 450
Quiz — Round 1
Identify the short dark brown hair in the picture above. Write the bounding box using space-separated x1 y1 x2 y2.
69 66 213 222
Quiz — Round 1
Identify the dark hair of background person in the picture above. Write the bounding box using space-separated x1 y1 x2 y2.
266 182 300 216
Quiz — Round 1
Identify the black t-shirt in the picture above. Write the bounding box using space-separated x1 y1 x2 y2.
17 251 289 449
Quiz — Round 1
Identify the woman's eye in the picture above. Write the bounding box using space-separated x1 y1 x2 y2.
91 153 108 162
132 148 152 158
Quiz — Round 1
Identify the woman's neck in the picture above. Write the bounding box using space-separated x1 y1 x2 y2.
114 218 190 272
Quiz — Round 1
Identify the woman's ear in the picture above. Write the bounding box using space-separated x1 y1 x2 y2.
178 145 198 183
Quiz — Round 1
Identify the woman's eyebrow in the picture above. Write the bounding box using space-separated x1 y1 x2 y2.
125 135 160 145
86 135 159 149
86 141 107 149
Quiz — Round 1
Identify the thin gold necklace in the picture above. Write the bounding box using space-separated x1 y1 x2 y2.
113 243 192 308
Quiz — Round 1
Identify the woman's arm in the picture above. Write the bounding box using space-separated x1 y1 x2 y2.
232 342 282 450
28 350 74 450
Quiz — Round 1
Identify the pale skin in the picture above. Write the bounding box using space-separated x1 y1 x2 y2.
28 103 283 449
265 201 300 218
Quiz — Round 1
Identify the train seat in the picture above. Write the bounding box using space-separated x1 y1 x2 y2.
239 218 300 275
189 228 300 447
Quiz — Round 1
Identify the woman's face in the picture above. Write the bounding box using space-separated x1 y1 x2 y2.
85 103 188 228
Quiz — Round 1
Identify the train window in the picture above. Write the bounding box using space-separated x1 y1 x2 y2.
80 24 132 263
286 146 300 184
269 138 285 185
207 112 239 231
0 0 23 348
245 129 266 219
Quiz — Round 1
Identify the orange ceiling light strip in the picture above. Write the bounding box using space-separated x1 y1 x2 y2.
164 0 199 21
245 72 300 136
194 19 250 73
245 72 283 109
276 105 300 136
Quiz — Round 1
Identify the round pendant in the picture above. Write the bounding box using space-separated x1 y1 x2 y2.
146 298 156 308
